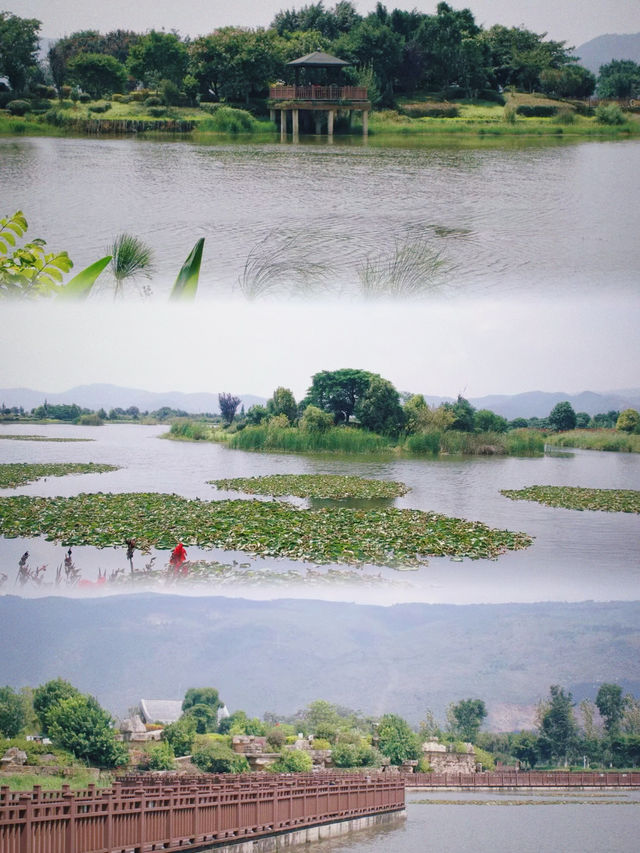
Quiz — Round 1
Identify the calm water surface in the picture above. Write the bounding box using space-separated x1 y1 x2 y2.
1 136 638 297
304 791 640 853
0 424 637 603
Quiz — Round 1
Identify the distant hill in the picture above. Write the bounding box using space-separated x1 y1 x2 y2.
2 384 639 419
573 33 640 75
1 594 638 730
0 384 266 415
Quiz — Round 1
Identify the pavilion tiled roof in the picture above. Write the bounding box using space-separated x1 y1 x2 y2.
287 51 350 67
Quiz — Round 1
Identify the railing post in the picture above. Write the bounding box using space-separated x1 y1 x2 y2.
103 787 113 853
63 790 77 853
19 793 32 853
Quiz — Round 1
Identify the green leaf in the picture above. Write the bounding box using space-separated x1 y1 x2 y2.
58 256 111 300
170 238 204 301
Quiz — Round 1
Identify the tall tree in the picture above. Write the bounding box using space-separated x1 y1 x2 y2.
0 11 41 92
66 53 128 98
128 30 188 87
355 375 405 435
33 677 82 734
377 713 421 765
447 698 487 742
596 683 626 736
597 60 640 98
218 392 241 425
267 386 298 423
305 368 376 423
47 693 127 768
538 685 578 765
0 686 27 737
548 401 577 431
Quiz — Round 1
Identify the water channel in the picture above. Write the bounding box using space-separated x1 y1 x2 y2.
1 423 638 604
1 135 638 298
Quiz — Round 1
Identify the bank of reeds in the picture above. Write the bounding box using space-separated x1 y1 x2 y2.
168 419 212 441
404 428 545 457
546 430 640 453
228 425 391 454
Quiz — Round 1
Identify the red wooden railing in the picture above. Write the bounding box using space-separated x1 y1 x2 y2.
408 771 640 788
270 85 368 101
0 774 405 853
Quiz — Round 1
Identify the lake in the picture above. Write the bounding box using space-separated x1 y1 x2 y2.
1 135 638 298
304 790 640 853
0 423 638 604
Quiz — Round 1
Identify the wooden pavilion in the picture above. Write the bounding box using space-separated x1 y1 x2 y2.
269 51 371 138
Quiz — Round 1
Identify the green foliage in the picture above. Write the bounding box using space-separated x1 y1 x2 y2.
355 376 405 436
311 738 331 750
377 713 420 765
474 409 508 433
504 429 545 456
267 387 298 424
47 694 127 768
502 104 517 123
404 431 441 455
169 419 211 441
447 699 487 742
147 740 175 770
183 687 222 714
597 60 640 99
191 738 250 773
128 30 188 87
546 429 640 453
548 401 577 431
538 685 578 765
228 424 390 454
500 485 640 514
199 106 258 133
6 99 31 116
0 11 41 92
0 491 533 565
269 749 313 773
331 742 381 768
0 463 117 489
169 238 205 301
595 103 626 126
515 104 558 117
472 745 495 770
88 101 112 113
218 392 241 425
540 65 595 98
444 396 476 432
67 53 128 98
109 233 154 298
33 678 82 734
357 239 444 297
299 405 333 433
0 687 27 737
162 714 197 757
305 369 378 424
616 409 640 434
595 684 626 736
209 474 409 500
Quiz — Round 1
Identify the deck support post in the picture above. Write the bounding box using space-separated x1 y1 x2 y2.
292 109 299 138
280 109 287 140
362 109 369 137
327 109 334 137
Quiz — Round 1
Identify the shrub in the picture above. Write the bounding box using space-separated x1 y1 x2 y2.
60 85 72 98
269 749 313 773
503 105 517 124
199 101 223 114
148 106 167 117
516 105 558 117
76 413 104 426
479 89 506 105
147 741 175 770
78 93 91 103
130 90 150 102
553 108 576 125
595 103 625 125
160 79 181 106
88 102 112 113
417 756 432 772
145 95 163 107
6 100 30 116
400 104 459 118
111 93 129 103
200 106 257 133
191 740 250 773
311 738 331 750
44 108 69 127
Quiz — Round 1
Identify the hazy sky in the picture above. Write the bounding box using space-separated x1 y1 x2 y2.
7 0 640 48
1 296 638 398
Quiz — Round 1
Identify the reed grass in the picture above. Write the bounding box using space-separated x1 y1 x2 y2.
168 419 212 441
402 428 544 457
228 425 391 454
358 239 445 297
546 430 640 453
237 230 332 299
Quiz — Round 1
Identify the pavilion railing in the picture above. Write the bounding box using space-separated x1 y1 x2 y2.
270 85 368 101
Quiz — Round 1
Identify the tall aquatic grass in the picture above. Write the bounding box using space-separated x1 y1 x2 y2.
403 428 545 456
358 239 445 297
168 419 211 441
547 430 640 453
237 230 332 299
505 428 546 456
404 431 441 455
228 425 391 454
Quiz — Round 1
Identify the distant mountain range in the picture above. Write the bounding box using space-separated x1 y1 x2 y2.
2 384 639 419
1 594 638 730
573 33 640 75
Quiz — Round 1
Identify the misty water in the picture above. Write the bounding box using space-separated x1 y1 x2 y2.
1 135 639 297
0 423 638 604
304 790 640 853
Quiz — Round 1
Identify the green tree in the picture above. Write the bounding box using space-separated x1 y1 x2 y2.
183 687 222 713
0 11 41 92
403 394 428 435
267 387 298 424
0 686 27 737
299 404 333 433
447 698 487 742
474 409 508 433
47 694 127 767
66 52 128 98
33 677 82 734
147 740 175 770
444 395 476 432
191 737 250 773
548 401 577 432
305 368 376 424
163 714 197 756
511 731 539 769
575 412 591 429
538 685 578 765
377 713 420 765
127 30 188 87
597 60 640 98
595 683 626 737
540 64 595 97
616 409 640 434
246 404 269 425
269 748 313 772
355 375 405 435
